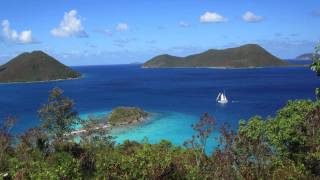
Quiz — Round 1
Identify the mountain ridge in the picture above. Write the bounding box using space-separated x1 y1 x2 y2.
143 44 292 68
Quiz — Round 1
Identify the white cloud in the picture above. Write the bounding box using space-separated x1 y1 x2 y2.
1 19 35 44
200 12 227 23
19 31 33 43
242 11 264 23
51 10 87 38
116 23 129 31
179 21 189 27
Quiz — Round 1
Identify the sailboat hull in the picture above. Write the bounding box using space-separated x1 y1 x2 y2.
218 100 228 104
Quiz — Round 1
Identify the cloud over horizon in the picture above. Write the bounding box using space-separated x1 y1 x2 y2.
51 10 88 38
116 23 129 31
113 38 136 47
179 21 190 28
95 29 113 37
1 19 36 44
242 11 264 22
200 12 227 23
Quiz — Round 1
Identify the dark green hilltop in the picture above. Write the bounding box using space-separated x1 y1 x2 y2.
0 51 81 83
143 44 292 68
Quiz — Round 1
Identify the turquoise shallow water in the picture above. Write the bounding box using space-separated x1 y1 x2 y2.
81 110 219 153
112 111 199 145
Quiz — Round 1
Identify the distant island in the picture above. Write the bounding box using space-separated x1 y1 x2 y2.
108 107 149 126
296 53 319 60
130 62 143 65
143 44 292 68
0 51 81 83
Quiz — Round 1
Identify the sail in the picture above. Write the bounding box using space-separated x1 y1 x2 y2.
223 93 227 101
216 93 221 101
217 92 228 104
221 93 226 101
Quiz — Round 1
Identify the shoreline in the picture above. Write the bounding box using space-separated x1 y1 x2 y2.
141 64 304 70
111 115 151 128
0 76 83 85
70 124 111 135
70 114 151 136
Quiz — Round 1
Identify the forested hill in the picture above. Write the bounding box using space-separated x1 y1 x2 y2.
0 51 81 83
143 44 291 68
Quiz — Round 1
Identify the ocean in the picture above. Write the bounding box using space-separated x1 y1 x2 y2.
0 61 318 151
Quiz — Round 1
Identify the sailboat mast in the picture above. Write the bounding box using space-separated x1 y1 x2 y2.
216 93 221 101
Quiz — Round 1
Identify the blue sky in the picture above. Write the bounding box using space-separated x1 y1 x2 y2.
0 0 319 65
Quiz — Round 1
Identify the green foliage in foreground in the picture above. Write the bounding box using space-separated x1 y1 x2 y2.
1 97 320 179
310 43 320 98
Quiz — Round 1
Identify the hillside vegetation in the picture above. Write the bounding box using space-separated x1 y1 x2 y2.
108 107 149 126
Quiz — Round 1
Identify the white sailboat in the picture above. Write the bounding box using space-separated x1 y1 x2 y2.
217 92 228 104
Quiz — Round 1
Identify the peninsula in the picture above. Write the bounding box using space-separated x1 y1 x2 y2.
0 51 81 83
143 44 291 68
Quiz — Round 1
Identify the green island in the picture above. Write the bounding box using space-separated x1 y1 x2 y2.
143 44 292 68
0 51 81 83
71 107 148 136
108 107 149 126
296 53 320 60
0 44 320 179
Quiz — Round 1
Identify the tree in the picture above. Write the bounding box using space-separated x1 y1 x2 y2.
238 100 320 177
16 127 49 162
79 114 112 145
209 124 236 179
0 116 16 172
184 113 216 168
38 87 80 142
310 43 320 98
303 104 320 175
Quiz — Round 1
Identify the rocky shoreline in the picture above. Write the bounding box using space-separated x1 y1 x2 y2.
0 76 82 84
110 116 150 128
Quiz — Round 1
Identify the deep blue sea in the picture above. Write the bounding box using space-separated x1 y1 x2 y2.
0 61 318 151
